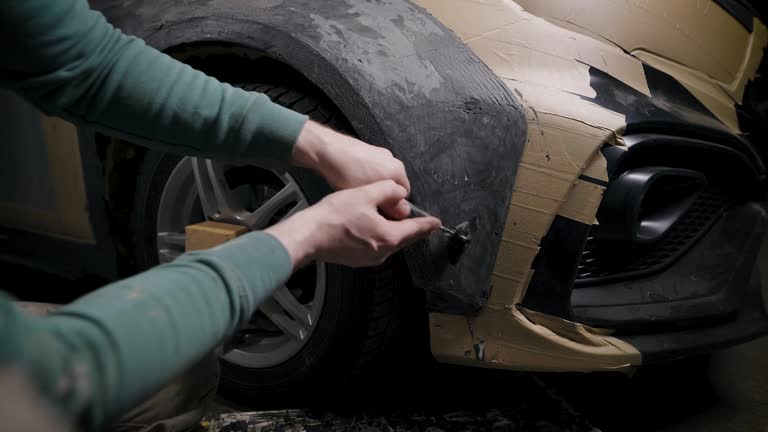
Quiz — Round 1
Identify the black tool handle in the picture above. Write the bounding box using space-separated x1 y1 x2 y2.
406 201 453 235
407 201 433 219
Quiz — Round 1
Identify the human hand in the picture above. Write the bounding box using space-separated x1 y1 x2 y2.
264 180 441 270
291 121 412 219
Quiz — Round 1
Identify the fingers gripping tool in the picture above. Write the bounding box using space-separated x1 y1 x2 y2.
406 201 472 263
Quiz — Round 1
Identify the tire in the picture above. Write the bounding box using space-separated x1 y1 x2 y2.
132 80 415 406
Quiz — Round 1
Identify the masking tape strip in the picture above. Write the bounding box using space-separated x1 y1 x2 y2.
557 180 604 225
413 0 642 371
515 0 751 83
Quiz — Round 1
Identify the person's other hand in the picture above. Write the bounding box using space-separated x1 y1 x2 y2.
264 180 441 270
291 121 411 219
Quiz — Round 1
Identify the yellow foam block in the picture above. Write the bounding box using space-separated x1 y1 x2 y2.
184 221 247 251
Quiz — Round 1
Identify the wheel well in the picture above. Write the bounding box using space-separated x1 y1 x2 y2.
97 43 356 275
167 42 355 132
95 42 431 377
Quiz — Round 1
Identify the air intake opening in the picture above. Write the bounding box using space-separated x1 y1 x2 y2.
594 167 706 244
636 173 707 242
575 187 730 287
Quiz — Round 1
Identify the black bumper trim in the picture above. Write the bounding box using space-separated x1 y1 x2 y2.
622 263 768 363
573 202 768 335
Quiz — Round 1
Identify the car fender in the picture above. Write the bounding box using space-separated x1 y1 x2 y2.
89 0 529 314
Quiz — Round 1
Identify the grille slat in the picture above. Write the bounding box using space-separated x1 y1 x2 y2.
574 189 730 287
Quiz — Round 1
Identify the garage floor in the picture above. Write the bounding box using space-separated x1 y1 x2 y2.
195 336 767 432
3 263 766 432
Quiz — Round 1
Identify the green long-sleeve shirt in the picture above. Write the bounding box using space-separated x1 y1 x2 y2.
0 0 309 430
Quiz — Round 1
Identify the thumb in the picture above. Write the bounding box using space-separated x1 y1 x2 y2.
380 199 411 221
363 180 408 207
385 216 442 247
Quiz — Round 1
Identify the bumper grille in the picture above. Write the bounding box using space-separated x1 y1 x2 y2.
574 189 731 287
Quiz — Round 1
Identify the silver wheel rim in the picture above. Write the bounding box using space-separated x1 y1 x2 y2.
156 157 325 368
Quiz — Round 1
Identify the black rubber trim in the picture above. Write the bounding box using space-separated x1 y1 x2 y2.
714 0 755 31
594 167 706 244
575 188 731 286
621 265 768 363
620 135 765 181
91 0 528 314
601 144 626 178
578 175 608 187
587 63 766 182
617 201 768 363
609 134 766 199
572 202 768 334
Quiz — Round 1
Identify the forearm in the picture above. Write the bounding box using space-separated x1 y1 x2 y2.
0 0 307 168
0 231 292 431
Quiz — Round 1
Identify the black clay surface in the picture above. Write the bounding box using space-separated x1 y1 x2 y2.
520 216 590 320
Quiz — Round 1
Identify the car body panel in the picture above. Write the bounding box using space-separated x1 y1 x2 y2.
514 0 768 136
517 0 755 92
0 90 95 243
413 0 768 371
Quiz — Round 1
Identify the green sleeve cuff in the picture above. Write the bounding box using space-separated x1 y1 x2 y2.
199 230 295 313
239 93 309 170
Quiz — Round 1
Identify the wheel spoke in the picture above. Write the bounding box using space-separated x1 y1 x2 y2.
157 231 186 248
273 285 313 326
244 182 301 228
191 158 246 222
259 297 309 341
158 156 328 368
283 199 309 219
158 249 182 262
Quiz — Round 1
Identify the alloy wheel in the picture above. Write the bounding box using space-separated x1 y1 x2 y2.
156 157 326 368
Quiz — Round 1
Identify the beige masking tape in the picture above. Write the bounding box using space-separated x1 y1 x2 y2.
515 0 750 83
0 116 95 243
412 0 642 371
558 180 604 225
430 306 640 372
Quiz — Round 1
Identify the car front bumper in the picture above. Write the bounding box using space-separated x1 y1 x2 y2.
572 201 768 362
